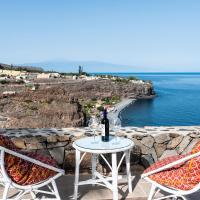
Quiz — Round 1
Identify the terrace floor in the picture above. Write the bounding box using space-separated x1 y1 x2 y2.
0 174 199 200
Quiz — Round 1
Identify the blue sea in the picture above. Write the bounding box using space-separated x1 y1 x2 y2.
95 73 200 127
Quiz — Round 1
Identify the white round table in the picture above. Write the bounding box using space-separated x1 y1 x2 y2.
73 136 134 200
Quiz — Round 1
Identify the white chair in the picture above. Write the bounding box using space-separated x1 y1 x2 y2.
142 151 200 200
0 146 65 200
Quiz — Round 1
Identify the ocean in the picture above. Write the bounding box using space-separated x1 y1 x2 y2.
95 73 200 127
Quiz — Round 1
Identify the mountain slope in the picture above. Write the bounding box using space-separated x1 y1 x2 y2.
22 60 147 73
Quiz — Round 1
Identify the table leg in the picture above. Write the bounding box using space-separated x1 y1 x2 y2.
92 154 97 186
74 149 80 200
125 150 132 193
112 153 118 200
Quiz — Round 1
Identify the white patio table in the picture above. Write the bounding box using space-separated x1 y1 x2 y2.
73 135 134 200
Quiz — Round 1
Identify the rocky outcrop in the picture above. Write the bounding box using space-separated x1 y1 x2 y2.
1 126 200 174
0 79 154 128
60 79 155 100
0 88 85 128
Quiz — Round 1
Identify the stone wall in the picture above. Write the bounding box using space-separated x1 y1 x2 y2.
1 126 200 174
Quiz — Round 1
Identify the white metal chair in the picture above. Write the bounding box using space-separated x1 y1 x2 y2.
142 151 200 200
0 146 65 200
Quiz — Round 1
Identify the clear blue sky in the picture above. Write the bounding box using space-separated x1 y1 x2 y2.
0 0 200 72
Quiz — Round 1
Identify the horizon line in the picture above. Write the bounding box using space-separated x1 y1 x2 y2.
88 71 200 74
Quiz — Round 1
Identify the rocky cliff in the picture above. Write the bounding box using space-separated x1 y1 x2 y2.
0 87 85 128
0 79 155 128
60 79 155 100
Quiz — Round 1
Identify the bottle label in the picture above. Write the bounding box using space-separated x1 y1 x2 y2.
101 124 105 137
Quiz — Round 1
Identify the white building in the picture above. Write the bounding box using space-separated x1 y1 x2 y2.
37 73 51 79
37 73 61 79
50 73 60 78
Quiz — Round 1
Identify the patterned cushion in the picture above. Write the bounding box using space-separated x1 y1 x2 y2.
0 135 18 151
143 140 200 190
191 140 200 154
0 135 57 185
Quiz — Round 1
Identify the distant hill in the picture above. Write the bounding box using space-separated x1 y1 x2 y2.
0 63 44 73
22 60 147 73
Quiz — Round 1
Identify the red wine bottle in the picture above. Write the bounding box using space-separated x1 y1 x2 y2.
101 108 109 142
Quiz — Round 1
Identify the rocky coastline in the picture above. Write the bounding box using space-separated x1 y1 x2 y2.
0 78 155 128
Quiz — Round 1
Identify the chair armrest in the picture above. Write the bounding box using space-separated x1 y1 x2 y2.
0 146 65 175
142 151 200 178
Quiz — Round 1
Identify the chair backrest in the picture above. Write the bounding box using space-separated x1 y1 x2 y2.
0 135 17 150
0 135 14 181
143 140 200 194
0 135 18 182
0 148 3 178
0 146 12 183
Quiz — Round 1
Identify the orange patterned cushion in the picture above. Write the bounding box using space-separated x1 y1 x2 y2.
191 140 200 154
144 141 200 190
0 135 58 185
0 135 18 151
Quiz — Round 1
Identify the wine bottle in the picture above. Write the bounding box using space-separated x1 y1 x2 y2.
101 108 109 142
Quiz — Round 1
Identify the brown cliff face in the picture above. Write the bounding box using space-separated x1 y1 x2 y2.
0 79 155 128
0 88 85 128
60 79 155 100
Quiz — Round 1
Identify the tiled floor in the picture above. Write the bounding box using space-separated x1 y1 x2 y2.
0 175 199 199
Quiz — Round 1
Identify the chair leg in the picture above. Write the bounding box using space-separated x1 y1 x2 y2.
74 150 80 200
112 153 118 200
148 184 156 200
30 191 36 199
3 182 10 200
178 196 187 200
52 180 61 200
91 154 97 186
125 150 132 193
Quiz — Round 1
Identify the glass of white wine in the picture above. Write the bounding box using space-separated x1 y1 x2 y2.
112 117 122 145
88 116 99 144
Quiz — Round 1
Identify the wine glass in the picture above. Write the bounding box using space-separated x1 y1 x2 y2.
112 118 122 144
88 116 99 143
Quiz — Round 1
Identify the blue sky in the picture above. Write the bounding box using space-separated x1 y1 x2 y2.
0 0 200 72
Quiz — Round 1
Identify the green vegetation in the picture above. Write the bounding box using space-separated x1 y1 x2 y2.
82 94 121 117
96 74 138 83
34 83 40 89
101 97 110 104
0 80 10 84
60 72 79 76
111 95 121 102
0 62 43 73
127 76 138 81
83 104 92 118
0 79 25 85
97 74 114 79
91 97 97 101
97 106 104 112
0 74 7 77
101 96 121 105
25 83 33 88
27 104 38 111
15 80 25 84
114 77 129 83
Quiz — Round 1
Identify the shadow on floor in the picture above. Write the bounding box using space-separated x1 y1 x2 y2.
1 174 200 200
36 174 143 200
